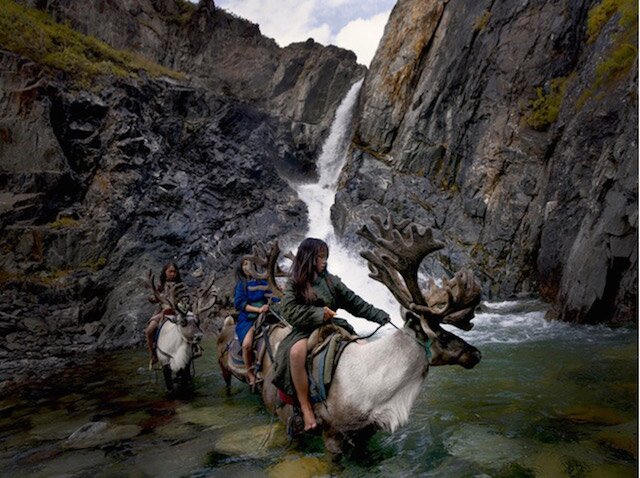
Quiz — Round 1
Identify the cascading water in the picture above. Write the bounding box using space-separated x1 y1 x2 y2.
294 79 401 332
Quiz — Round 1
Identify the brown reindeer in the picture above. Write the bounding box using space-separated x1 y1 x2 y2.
149 272 218 391
258 214 482 455
215 242 291 389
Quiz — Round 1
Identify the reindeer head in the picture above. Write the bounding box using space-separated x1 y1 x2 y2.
358 214 481 369
148 272 219 344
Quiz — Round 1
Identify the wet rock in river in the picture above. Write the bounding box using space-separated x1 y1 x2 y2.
443 423 526 468
176 403 254 428
213 423 288 456
267 453 331 478
594 421 638 459
65 421 141 449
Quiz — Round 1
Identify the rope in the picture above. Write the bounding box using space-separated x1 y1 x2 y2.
258 413 277 450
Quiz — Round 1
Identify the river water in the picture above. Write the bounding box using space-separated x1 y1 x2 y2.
0 301 636 477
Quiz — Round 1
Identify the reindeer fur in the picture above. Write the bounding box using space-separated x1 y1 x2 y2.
157 321 188 372
321 330 428 434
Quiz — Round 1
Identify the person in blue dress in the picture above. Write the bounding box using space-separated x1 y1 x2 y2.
234 258 273 386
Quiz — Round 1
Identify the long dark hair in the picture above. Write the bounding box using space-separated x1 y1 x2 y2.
159 262 182 291
292 238 328 304
236 259 249 284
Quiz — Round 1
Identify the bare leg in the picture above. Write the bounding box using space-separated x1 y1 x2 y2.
290 339 316 431
146 315 161 363
242 327 256 385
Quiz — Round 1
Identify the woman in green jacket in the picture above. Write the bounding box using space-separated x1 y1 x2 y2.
272 238 390 432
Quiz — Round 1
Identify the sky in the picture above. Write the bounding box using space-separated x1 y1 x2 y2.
210 0 396 66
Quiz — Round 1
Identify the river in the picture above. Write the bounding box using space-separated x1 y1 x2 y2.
0 301 636 477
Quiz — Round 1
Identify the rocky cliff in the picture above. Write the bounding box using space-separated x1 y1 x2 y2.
23 0 366 173
335 0 637 324
0 0 364 391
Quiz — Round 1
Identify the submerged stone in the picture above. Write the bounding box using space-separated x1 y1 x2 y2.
267 453 330 478
176 403 256 428
29 411 94 441
64 422 142 449
561 405 630 426
213 423 288 456
443 424 526 467
594 421 638 458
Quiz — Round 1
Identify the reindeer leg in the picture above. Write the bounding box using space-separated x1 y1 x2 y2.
162 365 174 392
323 428 344 459
219 359 232 389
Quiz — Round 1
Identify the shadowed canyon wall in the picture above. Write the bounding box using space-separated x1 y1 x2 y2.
335 0 637 324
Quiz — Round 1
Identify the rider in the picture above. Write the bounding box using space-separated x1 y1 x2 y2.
146 262 181 366
234 258 275 387
271 238 390 432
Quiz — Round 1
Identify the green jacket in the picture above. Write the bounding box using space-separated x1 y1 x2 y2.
271 272 389 395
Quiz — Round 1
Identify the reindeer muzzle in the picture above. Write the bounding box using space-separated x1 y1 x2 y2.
460 347 481 369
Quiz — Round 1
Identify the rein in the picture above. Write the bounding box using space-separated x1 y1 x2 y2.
344 320 433 363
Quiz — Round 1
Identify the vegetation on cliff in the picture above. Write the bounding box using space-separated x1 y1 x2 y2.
0 0 184 84
525 76 569 130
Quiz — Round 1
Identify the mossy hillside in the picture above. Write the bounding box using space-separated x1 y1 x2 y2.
0 0 185 84
586 0 636 43
592 0 638 88
578 0 637 108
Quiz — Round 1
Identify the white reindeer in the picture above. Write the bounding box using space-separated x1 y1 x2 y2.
149 273 218 391
257 215 482 455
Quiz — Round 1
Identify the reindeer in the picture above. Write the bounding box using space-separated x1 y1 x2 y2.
149 272 218 391
259 214 482 455
216 242 291 389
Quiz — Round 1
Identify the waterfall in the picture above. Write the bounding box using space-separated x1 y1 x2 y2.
294 79 401 332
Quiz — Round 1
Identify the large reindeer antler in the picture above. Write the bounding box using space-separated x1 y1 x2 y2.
147 270 191 314
194 276 218 316
243 241 290 297
357 214 481 330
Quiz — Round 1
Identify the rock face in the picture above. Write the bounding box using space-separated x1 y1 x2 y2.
336 0 637 324
0 50 303 388
0 0 364 391
23 0 366 172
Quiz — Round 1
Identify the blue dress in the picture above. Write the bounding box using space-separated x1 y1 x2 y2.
234 279 273 343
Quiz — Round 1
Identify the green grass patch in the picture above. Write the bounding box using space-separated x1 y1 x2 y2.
525 77 569 130
595 42 637 86
0 0 185 84
81 257 107 271
49 217 81 229
578 0 637 109
587 0 624 43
